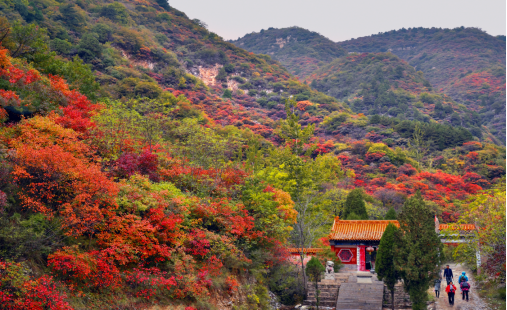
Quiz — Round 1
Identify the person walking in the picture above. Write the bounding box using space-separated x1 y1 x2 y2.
460 280 470 302
445 281 457 305
443 265 453 285
458 271 468 284
434 277 442 298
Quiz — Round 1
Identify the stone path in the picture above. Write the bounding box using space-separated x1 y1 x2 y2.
429 263 489 310
336 272 384 310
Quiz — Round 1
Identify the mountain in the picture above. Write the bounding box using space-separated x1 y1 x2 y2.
232 26 506 144
338 27 506 144
231 26 346 78
0 1 504 309
2 0 346 142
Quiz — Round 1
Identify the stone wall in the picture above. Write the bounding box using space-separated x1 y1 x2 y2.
383 284 412 309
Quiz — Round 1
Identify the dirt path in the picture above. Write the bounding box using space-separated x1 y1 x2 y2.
429 263 488 310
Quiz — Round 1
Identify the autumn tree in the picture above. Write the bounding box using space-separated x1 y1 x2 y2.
453 186 506 281
258 98 342 293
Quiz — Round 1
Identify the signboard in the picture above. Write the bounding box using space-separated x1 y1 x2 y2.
358 246 366 271
476 250 481 267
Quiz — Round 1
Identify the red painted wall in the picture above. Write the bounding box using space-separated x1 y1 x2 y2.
331 246 357 265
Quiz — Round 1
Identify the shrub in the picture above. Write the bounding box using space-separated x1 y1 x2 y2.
135 81 162 99
100 2 130 25
223 89 232 99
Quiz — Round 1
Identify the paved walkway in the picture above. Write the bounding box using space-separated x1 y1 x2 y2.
336 272 384 310
429 263 488 310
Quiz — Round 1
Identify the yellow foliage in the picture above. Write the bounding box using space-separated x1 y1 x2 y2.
272 188 297 224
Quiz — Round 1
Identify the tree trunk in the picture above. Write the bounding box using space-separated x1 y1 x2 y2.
315 279 319 310
391 288 395 310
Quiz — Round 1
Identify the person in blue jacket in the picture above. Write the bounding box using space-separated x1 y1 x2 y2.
443 265 453 285
458 271 468 284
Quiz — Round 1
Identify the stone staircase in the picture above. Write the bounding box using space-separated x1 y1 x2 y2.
335 272 384 310
304 273 350 307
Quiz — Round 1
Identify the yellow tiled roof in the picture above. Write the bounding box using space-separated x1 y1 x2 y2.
329 216 399 241
329 216 476 241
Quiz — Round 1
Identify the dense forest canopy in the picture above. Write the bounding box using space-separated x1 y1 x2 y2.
233 26 506 145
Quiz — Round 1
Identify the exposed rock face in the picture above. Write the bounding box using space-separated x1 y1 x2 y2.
227 75 240 92
275 36 291 48
198 64 222 86
119 49 155 70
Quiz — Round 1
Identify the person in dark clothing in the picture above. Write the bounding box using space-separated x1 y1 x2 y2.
460 280 470 302
443 265 453 285
446 281 457 305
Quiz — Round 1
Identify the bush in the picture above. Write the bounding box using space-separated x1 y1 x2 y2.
223 89 232 99
51 38 72 55
135 81 162 99
77 33 102 61
92 23 112 43
100 2 130 25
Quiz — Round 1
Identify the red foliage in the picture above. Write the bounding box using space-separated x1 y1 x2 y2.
115 150 160 181
397 164 417 176
10 116 119 237
0 260 72 310
48 247 121 291
365 152 385 163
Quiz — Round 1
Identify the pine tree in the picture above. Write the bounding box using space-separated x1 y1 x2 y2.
343 189 368 220
376 223 400 310
155 0 170 11
306 256 325 310
394 191 442 310
223 89 232 99
384 207 397 220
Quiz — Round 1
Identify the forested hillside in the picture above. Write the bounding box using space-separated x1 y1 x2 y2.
233 27 506 144
232 27 346 78
0 1 504 309
338 27 506 144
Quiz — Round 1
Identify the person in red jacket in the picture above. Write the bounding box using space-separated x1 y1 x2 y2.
445 282 457 305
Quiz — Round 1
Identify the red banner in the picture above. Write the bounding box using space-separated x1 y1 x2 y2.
359 246 366 271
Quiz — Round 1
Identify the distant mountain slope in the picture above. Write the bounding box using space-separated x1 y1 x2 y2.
231 27 346 78
307 52 482 132
233 27 506 144
338 27 506 143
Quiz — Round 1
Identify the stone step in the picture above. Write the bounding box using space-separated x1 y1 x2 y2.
336 282 384 310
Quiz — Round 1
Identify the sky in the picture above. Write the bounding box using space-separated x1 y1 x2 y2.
169 0 506 42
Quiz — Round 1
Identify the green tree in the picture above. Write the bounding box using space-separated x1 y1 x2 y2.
178 77 186 89
155 0 171 11
6 21 48 60
306 256 325 310
408 123 430 169
253 98 343 294
376 223 400 310
343 189 368 220
135 81 162 99
384 208 397 220
223 89 232 99
394 191 442 310
77 33 102 61
100 2 130 25
59 3 86 29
